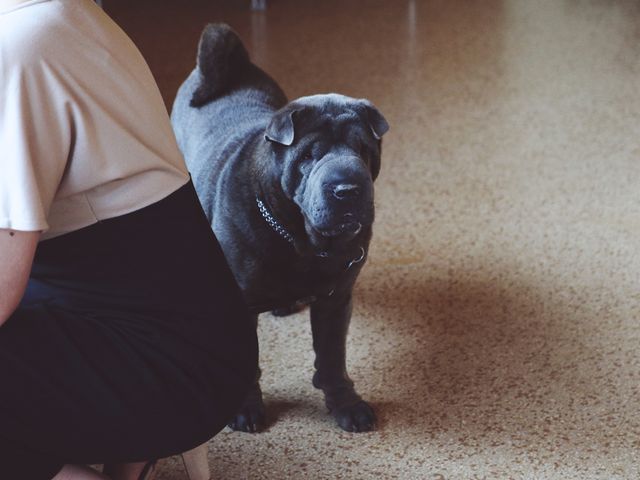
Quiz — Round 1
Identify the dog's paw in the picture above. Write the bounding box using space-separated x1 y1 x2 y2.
227 401 266 433
332 400 377 432
227 388 266 433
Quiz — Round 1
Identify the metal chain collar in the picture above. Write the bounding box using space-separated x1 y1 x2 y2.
256 198 295 244
256 197 366 270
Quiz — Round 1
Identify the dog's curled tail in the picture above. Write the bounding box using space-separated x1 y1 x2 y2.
190 23 250 108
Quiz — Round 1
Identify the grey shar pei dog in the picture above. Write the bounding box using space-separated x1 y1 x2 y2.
171 24 388 433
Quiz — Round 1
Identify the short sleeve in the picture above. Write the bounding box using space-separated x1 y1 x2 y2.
0 43 71 233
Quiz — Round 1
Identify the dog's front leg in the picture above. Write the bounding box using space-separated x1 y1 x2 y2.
311 291 376 432
227 313 266 433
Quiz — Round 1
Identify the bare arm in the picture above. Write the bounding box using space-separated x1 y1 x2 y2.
0 229 40 326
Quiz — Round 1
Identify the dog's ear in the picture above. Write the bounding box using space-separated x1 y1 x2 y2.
358 100 388 181
265 107 300 146
360 99 389 140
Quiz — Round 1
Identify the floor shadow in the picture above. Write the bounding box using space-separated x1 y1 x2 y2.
355 262 635 458
261 398 299 431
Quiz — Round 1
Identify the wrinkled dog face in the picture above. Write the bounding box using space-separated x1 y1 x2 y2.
265 94 389 253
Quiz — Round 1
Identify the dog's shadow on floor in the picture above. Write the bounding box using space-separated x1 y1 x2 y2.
355 261 631 455
261 398 299 430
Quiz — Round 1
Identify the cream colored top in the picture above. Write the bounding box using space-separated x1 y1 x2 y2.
0 0 189 239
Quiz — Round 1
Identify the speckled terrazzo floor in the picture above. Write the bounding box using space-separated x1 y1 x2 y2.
104 1 640 478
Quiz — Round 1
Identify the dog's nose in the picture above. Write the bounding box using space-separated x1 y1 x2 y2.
332 183 360 200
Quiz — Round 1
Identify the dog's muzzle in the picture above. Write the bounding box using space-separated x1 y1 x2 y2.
298 153 374 248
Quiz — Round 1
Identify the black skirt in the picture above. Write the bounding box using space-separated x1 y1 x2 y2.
0 180 257 479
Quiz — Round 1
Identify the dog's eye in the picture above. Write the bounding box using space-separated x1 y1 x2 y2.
302 152 314 161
